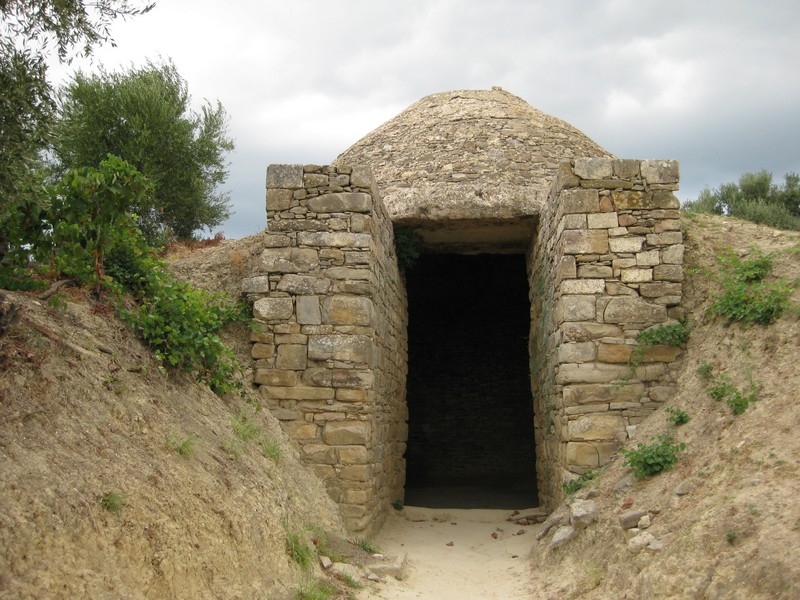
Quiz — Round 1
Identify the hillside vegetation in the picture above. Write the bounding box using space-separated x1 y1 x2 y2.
1 213 799 599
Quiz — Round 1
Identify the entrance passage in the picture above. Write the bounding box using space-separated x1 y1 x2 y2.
404 254 538 509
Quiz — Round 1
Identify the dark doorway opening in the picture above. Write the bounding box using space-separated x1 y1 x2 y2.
403 253 538 509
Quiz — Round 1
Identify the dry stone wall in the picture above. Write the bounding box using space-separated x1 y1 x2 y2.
528 158 684 508
245 164 407 535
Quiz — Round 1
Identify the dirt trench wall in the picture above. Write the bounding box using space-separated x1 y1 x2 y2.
528 158 684 509
244 164 408 535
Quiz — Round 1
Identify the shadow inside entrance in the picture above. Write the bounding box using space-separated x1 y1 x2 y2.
404 481 538 510
403 253 539 511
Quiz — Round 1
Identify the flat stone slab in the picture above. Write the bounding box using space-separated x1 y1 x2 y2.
366 553 408 580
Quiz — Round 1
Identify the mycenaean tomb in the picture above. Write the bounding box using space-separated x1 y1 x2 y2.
242 88 684 535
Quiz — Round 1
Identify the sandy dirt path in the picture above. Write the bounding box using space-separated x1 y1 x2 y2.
358 507 539 600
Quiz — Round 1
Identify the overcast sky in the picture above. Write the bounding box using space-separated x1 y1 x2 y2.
46 0 800 239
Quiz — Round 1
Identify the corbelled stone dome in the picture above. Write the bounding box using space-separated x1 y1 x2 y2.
334 88 612 251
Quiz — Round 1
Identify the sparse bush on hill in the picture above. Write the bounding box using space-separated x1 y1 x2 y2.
711 247 795 326
620 434 686 478
683 170 800 231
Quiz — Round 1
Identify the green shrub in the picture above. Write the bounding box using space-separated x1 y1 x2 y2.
562 470 596 495
706 373 758 415
696 362 714 380
711 247 794 326
293 580 337 600
355 538 379 554
100 491 129 513
665 406 690 425
165 433 200 457
621 434 686 478
733 200 800 231
233 414 261 442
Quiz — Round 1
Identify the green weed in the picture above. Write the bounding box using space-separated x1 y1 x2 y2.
621 434 686 478
562 470 596 495
287 532 314 571
293 580 337 600
260 439 282 462
165 432 200 457
665 406 690 425
706 373 758 414
354 539 379 554
233 414 261 442
696 362 714 380
337 572 362 589
100 491 129 513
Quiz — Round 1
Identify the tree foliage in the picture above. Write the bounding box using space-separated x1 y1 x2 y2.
683 170 800 230
52 60 234 242
1 0 153 266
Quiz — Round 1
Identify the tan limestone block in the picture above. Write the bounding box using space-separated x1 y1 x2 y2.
340 505 368 518
337 445 370 464
608 236 645 253
339 465 370 482
277 275 330 295
636 250 660 266
558 342 597 364
345 489 371 504
253 297 293 321
306 192 372 213
661 244 685 264
555 295 596 323
641 160 679 184
308 334 373 364
260 247 318 273
556 363 629 384
561 323 623 342
561 279 606 295
282 421 318 440
275 344 307 370
568 413 626 441
252 343 275 359
267 188 294 211
556 255 577 282
563 382 646 405
603 297 667 324
574 158 613 180
561 188 600 214
297 231 372 248
303 444 337 464
639 282 683 298
254 369 297 386
613 159 640 178
563 229 609 254
641 345 682 362
566 441 620 468
562 214 587 229
336 389 369 402
620 268 653 283
302 368 374 389
324 267 373 281
653 264 684 282
322 296 374 326
587 212 618 229
597 343 634 363
264 385 334 401
324 421 371 445
647 232 683 246
577 264 613 278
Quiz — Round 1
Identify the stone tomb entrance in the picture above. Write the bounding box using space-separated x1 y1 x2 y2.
404 253 537 509
249 156 684 536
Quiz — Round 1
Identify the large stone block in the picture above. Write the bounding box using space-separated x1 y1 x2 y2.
574 158 613 180
253 297 293 321
276 274 330 295
603 297 667 324
297 232 372 248
561 188 600 214
324 421 370 445
264 385 335 401
561 323 623 342
653 265 684 282
296 296 322 324
242 275 271 294
620 268 653 283
254 369 298 386
661 244 685 264
563 383 645 405
556 363 629 384
565 441 619 467
337 445 370 464
260 248 318 273
639 282 683 298
350 166 374 189
303 444 337 464
267 164 303 189
587 212 618 229
560 279 605 295
267 188 293 212
568 413 626 441
555 295 597 323
322 296 374 326
302 368 374 389
563 229 609 255
282 421 318 440
558 342 596 364
306 192 372 213
309 334 373 364
641 160 679 184
275 344 307 370
608 236 645 253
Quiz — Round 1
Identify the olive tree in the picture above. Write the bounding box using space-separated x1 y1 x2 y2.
52 60 234 242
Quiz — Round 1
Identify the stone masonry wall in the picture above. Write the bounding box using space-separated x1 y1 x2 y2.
528 158 684 509
244 164 408 535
